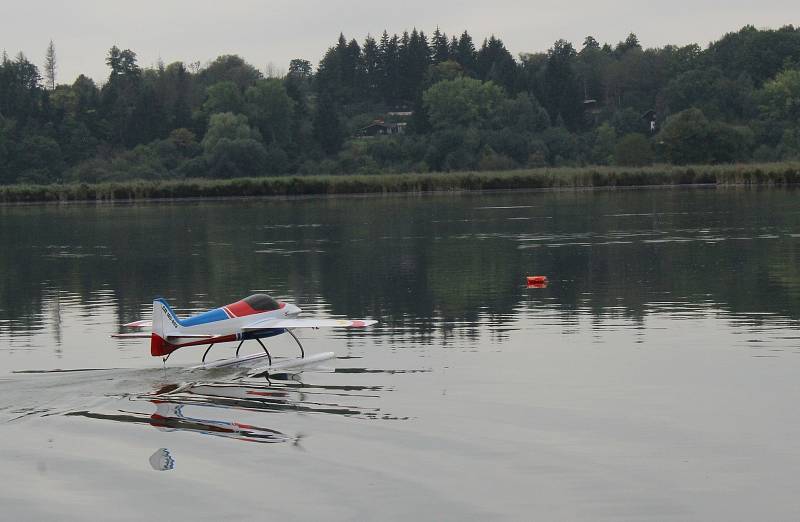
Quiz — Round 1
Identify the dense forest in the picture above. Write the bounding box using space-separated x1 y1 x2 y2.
1 25 800 184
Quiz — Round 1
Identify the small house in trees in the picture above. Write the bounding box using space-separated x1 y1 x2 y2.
358 120 407 137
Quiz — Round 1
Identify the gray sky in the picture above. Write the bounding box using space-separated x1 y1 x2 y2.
2 0 798 84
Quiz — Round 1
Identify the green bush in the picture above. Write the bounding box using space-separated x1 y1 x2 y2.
615 133 654 166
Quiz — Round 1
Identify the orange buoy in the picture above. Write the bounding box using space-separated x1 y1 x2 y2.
527 275 548 286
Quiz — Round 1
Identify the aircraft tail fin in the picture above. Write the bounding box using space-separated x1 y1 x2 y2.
151 298 182 357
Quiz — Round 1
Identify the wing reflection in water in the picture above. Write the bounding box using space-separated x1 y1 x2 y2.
66 401 290 444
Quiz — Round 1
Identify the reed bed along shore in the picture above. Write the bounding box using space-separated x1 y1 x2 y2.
2 163 799 203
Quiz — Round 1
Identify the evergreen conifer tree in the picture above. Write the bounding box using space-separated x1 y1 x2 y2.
455 31 477 74
432 27 450 63
44 40 56 90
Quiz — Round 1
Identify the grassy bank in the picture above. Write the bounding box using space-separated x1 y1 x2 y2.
2 162 800 203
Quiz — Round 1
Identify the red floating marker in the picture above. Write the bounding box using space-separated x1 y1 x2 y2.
527 275 548 288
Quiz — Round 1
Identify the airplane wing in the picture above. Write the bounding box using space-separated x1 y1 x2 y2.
242 318 377 332
165 332 216 340
111 332 215 339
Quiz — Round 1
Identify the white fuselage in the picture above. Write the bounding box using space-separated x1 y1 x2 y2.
168 303 301 347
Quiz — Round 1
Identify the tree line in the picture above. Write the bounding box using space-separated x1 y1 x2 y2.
1 25 800 184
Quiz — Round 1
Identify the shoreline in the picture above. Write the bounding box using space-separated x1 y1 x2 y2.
1 162 799 204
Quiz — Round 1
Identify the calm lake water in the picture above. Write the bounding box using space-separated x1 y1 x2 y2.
2 188 800 521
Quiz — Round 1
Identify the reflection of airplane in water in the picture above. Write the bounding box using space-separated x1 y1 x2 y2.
149 400 289 443
66 376 395 446
68 398 291 444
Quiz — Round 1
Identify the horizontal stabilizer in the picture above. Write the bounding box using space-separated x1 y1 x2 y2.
123 320 152 329
113 332 216 341
165 333 215 340
242 318 378 331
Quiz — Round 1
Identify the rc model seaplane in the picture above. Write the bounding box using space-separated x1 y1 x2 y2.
113 294 377 375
